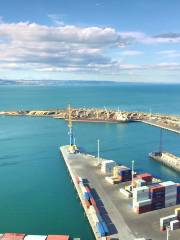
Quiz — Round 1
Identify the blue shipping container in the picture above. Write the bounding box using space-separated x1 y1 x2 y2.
102 221 109 235
177 185 180 194
96 222 105 237
83 192 90 200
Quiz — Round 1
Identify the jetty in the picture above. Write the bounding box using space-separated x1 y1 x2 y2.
0 107 180 134
60 145 180 240
149 152 180 172
141 119 180 134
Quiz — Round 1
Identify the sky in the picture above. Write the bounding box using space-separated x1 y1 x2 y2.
0 0 180 83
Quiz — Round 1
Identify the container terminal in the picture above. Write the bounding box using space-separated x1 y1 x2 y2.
60 109 180 240
60 144 180 240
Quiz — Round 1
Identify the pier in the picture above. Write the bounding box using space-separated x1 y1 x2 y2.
149 152 180 172
60 146 180 240
141 120 180 134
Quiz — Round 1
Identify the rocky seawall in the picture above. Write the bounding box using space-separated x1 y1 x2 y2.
0 108 180 132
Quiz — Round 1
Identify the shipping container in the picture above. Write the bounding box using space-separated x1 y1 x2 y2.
83 192 90 200
91 212 99 224
96 222 105 237
47 236 70 240
134 204 151 214
137 173 153 182
24 235 47 240
1 233 25 240
160 214 177 230
170 220 180 231
102 221 109 235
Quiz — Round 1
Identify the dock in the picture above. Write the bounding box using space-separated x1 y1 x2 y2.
141 120 180 134
149 152 180 172
60 145 180 240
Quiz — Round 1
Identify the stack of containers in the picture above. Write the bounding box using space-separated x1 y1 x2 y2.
133 186 152 214
134 179 146 188
101 160 116 174
89 205 109 237
78 178 92 208
150 184 165 210
1 234 25 240
160 215 177 231
160 181 177 207
77 176 109 237
176 184 180 204
137 173 153 184
170 220 180 230
116 166 132 182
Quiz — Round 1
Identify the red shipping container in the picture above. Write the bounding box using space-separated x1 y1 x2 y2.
47 235 69 240
150 185 165 192
90 197 96 206
137 173 153 182
84 199 90 208
2 233 25 240
135 204 151 214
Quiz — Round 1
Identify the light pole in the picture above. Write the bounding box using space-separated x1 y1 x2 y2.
166 226 170 240
131 160 135 191
97 139 100 165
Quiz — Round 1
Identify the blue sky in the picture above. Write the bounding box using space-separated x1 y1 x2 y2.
0 0 180 82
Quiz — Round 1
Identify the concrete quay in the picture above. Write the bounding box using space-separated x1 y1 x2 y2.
141 120 180 134
60 146 180 240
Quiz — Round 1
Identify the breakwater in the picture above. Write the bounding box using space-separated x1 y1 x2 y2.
0 108 180 134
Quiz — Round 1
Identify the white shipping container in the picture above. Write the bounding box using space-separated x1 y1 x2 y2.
165 196 177 201
160 214 177 227
91 212 99 224
101 160 116 174
133 199 152 208
24 236 47 240
170 220 180 230
89 205 97 214
160 181 177 195
133 186 150 202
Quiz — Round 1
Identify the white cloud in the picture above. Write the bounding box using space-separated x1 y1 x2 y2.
158 50 180 58
154 62 180 70
0 20 180 78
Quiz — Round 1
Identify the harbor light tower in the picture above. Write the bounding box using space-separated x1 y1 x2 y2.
67 104 78 153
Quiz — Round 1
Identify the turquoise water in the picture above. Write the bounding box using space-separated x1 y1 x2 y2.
0 84 180 239
1 84 180 114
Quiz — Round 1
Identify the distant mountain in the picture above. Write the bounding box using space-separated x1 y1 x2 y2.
0 79 122 86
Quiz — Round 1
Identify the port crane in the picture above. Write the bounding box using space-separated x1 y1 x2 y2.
67 104 78 153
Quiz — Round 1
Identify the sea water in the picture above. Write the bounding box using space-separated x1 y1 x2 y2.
0 83 179 239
